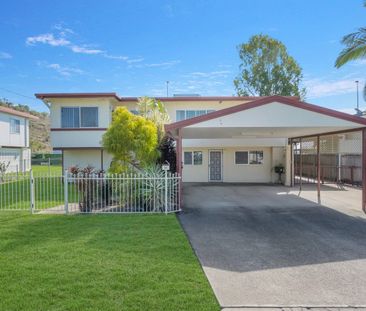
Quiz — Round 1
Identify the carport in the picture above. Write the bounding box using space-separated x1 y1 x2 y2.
165 95 366 212
179 182 366 308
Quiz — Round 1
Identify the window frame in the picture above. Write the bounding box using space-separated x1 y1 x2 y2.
184 151 193 165
61 106 99 128
193 151 203 165
175 109 216 121
10 118 20 134
80 107 99 128
184 151 203 166
235 150 264 165
234 151 249 165
249 150 264 165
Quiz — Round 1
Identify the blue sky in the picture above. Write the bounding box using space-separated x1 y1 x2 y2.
0 0 365 113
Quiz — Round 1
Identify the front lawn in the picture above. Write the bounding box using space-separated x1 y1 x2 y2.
0 213 219 311
32 165 62 174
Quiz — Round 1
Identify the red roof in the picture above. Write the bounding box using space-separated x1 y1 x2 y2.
0 106 38 120
35 92 298 102
165 95 366 132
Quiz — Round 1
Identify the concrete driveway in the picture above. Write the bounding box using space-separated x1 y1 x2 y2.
179 183 366 309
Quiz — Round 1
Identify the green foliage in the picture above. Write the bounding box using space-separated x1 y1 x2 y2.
158 135 176 173
138 164 179 212
335 27 366 68
137 96 170 142
102 107 159 172
0 161 10 182
234 34 306 99
335 2 366 101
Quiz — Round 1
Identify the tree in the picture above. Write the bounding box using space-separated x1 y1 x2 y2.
335 1 366 102
157 135 176 173
335 1 366 68
234 34 306 99
102 107 158 173
136 97 169 143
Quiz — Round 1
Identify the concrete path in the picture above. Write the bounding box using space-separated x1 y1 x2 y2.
179 183 366 309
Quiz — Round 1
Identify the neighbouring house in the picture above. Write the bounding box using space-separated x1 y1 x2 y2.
0 106 38 173
35 93 366 186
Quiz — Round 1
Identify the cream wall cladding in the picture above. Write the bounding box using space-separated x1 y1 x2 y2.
63 149 114 171
49 98 112 128
64 149 103 170
117 99 253 122
182 147 274 183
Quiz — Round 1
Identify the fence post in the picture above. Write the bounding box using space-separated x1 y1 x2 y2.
30 169 35 214
164 171 168 214
64 170 69 214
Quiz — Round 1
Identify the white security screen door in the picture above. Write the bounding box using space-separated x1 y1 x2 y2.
209 150 222 181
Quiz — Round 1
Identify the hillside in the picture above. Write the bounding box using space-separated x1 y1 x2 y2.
0 99 51 152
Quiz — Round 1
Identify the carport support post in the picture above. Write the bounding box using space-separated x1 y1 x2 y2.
317 135 321 204
176 129 183 209
362 129 366 213
299 138 303 191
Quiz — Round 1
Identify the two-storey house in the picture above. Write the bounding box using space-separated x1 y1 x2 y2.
35 93 366 185
0 106 38 173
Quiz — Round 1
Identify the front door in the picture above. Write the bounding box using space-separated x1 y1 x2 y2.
209 150 222 181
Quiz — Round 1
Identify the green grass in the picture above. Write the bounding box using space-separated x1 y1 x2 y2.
0 176 77 210
31 165 62 174
0 212 219 311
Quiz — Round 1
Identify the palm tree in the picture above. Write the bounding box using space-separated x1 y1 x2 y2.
136 97 170 142
335 1 366 103
335 27 366 68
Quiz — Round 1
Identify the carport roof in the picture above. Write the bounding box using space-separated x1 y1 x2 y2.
165 95 366 139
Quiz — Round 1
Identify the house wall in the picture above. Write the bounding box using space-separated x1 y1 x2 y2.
63 149 114 171
0 147 31 173
64 149 103 170
116 99 252 122
0 112 28 148
48 96 254 153
182 146 286 183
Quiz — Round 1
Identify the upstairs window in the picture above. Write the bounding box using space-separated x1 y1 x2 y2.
61 107 98 128
10 118 20 134
176 109 216 121
80 107 98 127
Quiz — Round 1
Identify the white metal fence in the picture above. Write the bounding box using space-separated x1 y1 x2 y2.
0 171 181 214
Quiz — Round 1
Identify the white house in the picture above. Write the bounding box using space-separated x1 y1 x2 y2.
0 106 37 173
35 93 366 187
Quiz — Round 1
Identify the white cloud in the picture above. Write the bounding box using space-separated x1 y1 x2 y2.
53 24 75 35
145 60 180 67
305 78 360 98
104 54 129 60
70 45 103 54
26 29 103 55
0 52 12 59
26 33 70 46
47 63 84 76
188 70 231 78
126 58 145 64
